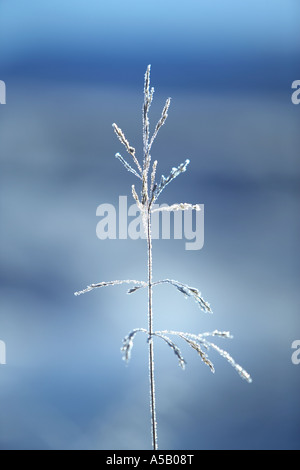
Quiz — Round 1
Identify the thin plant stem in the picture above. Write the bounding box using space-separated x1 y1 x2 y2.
147 203 158 450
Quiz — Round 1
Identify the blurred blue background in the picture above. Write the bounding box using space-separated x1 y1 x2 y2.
0 0 299 450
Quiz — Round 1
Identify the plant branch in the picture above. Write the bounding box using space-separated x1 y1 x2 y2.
74 279 147 297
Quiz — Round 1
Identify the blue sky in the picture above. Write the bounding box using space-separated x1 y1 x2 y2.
0 0 299 63
1 0 299 92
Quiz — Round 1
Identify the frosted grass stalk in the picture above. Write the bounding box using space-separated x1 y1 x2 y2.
75 65 252 450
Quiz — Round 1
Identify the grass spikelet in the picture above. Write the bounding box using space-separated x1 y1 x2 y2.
153 159 190 200
177 334 215 372
112 123 141 173
152 279 212 313
121 328 147 363
115 152 142 179
151 203 201 213
206 342 253 383
154 332 186 369
74 279 147 297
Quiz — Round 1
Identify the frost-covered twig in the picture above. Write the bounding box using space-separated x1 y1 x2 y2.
153 332 186 369
148 97 171 154
151 203 201 213
112 123 142 173
126 278 212 314
155 330 252 383
121 328 147 363
115 153 142 180
74 279 146 297
152 279 212 313
152 160 190 201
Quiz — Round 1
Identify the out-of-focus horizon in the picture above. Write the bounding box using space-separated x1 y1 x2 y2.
0 0 299 450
